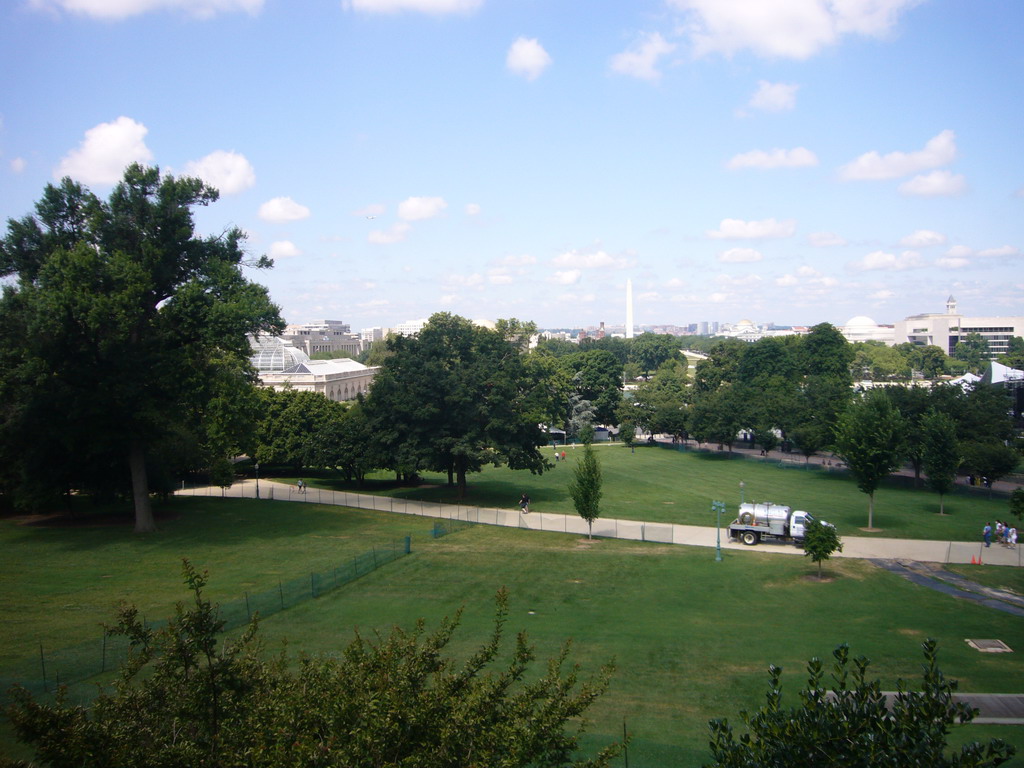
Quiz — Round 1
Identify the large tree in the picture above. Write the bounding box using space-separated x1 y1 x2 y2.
365 314 549 497
833 389 905 529
0 166 281 531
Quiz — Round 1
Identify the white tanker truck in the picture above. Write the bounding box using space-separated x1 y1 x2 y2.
728 502 820 547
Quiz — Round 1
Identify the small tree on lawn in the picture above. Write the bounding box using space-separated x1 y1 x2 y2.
707 640 1015 768
802 518 842 579
833 389 905 529
619 421 636 452
569 443 602 539
921 409 961 515
1010 488 1024 523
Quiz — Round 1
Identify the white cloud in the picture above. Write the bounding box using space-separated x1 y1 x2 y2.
55 116 153 184
552 249 631 269
899 229 946 247
870 289 896 300
853 249 924 271
937 257 970 269
665 277 686 288
709 292 729 303
670 0 921 60
718 247 763 263
342 0 481 13
439 294 457 305
506 37 552 81
353 203 385 217
258 196 311 222
839 129 956 181
775 274 799 286
398 196 447 221
183 150 255 196
552 270 582 285
31 0 262 19
707 217 796 239
716 273 762 287
977 245 1019 258
499 253 536 266
368 222 410 244
945 245 972 258
10 157 26 173
898 169 966 197
727 147 818 170
465 203 481 215
807 231 847 247
489 273 513 285
268 240 301 259
445 273 483 288
610 32 675 81
796 266 820 277
747 80 799 112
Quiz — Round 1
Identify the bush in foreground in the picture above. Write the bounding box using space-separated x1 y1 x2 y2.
707 640 1014 767
5 562 620 768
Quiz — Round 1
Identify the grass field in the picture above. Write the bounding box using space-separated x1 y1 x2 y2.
2 495 1021 767
292 442 1016 542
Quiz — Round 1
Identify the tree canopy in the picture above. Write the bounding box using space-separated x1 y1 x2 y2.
0 165 282 530
365 314 549 496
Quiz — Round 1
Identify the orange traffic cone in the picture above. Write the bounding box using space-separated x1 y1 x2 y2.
970 555 977 564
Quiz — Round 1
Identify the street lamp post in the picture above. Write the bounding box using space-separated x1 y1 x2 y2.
739 480 745 506
712 500 725 562
255 462 260 500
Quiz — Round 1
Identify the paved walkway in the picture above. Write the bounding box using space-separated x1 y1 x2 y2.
178 479 1023 567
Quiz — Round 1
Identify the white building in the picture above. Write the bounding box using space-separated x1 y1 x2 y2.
281 319 364 357
840 316 895 345
893 297 1024 358
249 336 378 402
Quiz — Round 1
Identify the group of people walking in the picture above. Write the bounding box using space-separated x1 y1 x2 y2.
983 520 1017 548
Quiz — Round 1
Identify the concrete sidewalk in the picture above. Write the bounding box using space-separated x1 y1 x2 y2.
177 479 1023 567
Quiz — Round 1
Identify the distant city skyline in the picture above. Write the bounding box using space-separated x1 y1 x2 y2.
2 0 1021 329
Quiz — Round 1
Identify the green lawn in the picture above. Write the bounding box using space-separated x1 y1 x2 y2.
230 522 1024 767
294 442 1013 542
2 495 1021 767
0 497 424 667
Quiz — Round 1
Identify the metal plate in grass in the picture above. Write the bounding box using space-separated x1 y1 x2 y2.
965 639 1013 653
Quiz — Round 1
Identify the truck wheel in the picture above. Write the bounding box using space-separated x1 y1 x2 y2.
741 531 759 546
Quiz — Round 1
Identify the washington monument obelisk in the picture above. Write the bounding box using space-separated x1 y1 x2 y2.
625 279 634 339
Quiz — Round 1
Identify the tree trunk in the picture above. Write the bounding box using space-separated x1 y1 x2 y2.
129 439 156 533
867 491 874 530
939 494 945 515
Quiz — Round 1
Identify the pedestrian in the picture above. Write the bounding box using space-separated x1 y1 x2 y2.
967 474 974 487
297 478 305 494
1009 527 1018 549
553 450 559 463
995 520 1005 544
561 451 566 461
983 522 992 547
519 492 531 514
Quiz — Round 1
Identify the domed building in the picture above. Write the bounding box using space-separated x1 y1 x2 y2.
250 335 311 372
841 316 895 345
249 335 378 402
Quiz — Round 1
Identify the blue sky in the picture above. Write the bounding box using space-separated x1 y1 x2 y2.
2 0 1022 332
